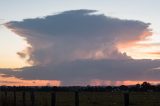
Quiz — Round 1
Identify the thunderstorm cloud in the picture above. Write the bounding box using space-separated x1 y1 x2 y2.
3 9 159 85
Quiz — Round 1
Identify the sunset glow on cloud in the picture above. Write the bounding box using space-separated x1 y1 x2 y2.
1 0 160 86
90 79 160 86
0 74 61 86
117 34 160 59
2 10 160 86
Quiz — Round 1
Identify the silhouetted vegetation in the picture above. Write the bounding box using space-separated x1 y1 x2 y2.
0 82 159 92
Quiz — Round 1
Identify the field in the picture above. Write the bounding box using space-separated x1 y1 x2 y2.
0 91 160 106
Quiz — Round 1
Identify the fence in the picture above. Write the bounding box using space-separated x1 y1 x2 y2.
0 91 130 106
1 91 160 106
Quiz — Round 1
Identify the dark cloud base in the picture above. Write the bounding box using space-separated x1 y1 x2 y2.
0 59 160 85
3 9 158 86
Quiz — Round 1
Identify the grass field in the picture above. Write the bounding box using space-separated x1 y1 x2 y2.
0 91 160 106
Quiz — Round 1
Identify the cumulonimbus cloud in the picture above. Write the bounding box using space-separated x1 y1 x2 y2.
3 9 159 86
5 9 151 65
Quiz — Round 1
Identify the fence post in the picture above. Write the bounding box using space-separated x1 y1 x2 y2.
31 91 35 106
124 93 129 106
3 90 7 106
13 90 16 106
75 91 79 106
51 92 56 106
23 92 26 106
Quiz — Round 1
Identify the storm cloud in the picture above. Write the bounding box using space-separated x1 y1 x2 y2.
3 9 159 86
5 9 150 65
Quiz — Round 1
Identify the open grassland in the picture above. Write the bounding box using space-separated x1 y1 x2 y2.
0 91 160 106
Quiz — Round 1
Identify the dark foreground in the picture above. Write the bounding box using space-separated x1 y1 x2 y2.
0 82 160 106
0 91 160 106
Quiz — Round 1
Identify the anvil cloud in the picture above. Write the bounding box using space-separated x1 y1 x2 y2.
3 9 160 86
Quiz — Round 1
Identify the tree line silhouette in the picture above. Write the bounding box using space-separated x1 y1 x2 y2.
0 82 160 92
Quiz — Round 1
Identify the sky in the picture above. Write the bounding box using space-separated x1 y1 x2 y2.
0 0 160 86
